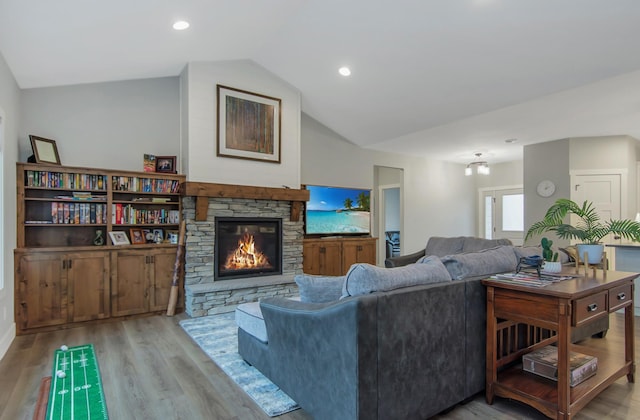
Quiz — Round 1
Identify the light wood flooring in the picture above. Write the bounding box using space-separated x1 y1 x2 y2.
0 312 637 420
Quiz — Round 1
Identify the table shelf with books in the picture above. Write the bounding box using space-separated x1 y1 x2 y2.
483 269 636 420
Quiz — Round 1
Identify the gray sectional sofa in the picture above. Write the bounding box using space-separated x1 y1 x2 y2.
235 236 607 420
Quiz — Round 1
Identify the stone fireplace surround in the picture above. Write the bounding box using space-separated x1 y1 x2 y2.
181 182 309 316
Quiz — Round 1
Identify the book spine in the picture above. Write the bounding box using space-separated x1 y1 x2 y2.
570 358 598 386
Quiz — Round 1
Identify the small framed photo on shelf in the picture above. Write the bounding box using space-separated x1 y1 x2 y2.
143 154 156 172
152 228 164 244
142 228 155 243
109 231 130 246
155 156 177 173
166 230 179 244
129 228 146 244
29 135 61 165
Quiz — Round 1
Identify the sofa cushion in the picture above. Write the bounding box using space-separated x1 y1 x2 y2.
235 301 268 343
425 236 465 257
462 237 513 253
441 245 518 280
295 274 345 303
342 256 451 297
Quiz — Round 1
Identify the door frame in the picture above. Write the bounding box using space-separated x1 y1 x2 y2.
378 183 402 264
477 184 523 243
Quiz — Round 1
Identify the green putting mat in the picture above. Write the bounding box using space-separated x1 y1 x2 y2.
46 344 108 420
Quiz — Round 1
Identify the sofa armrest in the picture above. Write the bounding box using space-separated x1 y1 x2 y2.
384 249 426 267
255 295 379 420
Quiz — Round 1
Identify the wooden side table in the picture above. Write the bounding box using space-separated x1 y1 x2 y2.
483 270 636 419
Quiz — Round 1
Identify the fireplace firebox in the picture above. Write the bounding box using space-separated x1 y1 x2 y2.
214 217 283 280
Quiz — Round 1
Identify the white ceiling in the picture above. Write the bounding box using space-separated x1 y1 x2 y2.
2 0 640 164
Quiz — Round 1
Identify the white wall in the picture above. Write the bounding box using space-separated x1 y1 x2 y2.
0 51 20 360
301 113 476 254
19 77 181 170
184 60 301 188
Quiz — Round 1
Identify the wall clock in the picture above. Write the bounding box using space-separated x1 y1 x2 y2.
536 180 556 197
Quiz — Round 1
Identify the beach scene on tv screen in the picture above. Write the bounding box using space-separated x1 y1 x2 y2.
306 185 370 234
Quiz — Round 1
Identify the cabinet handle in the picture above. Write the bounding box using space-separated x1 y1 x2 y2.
617 292 626 301
62 260 66 270
357 245 363 251
145 256 149 264
151 256 155 263
320 247 326 254
68 259 72 269
587 303 598 312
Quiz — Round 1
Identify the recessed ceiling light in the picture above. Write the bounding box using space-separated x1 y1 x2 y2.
173 20 190 30
338 67 351 77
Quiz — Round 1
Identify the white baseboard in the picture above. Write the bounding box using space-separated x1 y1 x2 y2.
0 322 16 361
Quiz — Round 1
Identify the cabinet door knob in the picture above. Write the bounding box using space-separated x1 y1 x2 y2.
617 292 626 301
587 303 598 312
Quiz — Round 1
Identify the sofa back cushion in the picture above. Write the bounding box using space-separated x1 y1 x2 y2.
295 274 345 303
441 245 518 280
425 236 466 257
342 256 451 297
462 237 512 253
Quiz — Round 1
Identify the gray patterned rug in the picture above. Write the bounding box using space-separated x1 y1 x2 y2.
179 312 300 417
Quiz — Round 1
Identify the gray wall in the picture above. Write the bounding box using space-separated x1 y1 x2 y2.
524 136 638 246
0 51 20 359
301 113 477 254
19 77 180 170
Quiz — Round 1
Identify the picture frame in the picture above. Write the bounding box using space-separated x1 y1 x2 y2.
108 231 130 246
29 135 61 165
129 228 146 244
217 85 281 163
152 228 164 244
166 230 179 244
155 156 177 173
142 228 155 243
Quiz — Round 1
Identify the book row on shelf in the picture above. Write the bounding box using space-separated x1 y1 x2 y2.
26 170 107 190
24 170 182 194
112 176 180 193
26 203 180 226
25 202 109 225
113 204 180 225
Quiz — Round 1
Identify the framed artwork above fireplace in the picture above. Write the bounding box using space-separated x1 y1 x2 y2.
216 84 281 163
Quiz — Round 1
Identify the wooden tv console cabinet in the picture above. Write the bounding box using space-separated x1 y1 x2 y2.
483 270 636 419
303 237 377 275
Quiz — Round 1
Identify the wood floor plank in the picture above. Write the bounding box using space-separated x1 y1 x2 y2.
1 312 637 420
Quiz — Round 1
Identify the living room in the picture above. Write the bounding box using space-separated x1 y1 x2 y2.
2 2 640 418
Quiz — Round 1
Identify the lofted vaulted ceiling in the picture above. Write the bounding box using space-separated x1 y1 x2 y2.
1 0 640 164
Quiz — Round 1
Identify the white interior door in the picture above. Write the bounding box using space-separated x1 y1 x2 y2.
572 173 622 245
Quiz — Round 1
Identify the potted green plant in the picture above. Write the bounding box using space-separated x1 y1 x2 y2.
525 198 640 264
540 237 561 272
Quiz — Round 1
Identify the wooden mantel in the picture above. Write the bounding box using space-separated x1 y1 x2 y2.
182 181 310 221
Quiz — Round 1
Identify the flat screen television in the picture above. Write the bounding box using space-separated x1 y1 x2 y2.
304 185 371 236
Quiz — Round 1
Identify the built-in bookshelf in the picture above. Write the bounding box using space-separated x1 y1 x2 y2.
15 162 186 334
17 163 185 248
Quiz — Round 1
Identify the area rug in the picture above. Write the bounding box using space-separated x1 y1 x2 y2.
179 312 300 417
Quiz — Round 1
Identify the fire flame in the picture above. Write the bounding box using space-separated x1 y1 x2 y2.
224 232 272 270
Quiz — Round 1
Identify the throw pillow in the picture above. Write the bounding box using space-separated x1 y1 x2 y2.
441 245 518 280
342 256 451 298
295 274 345 303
